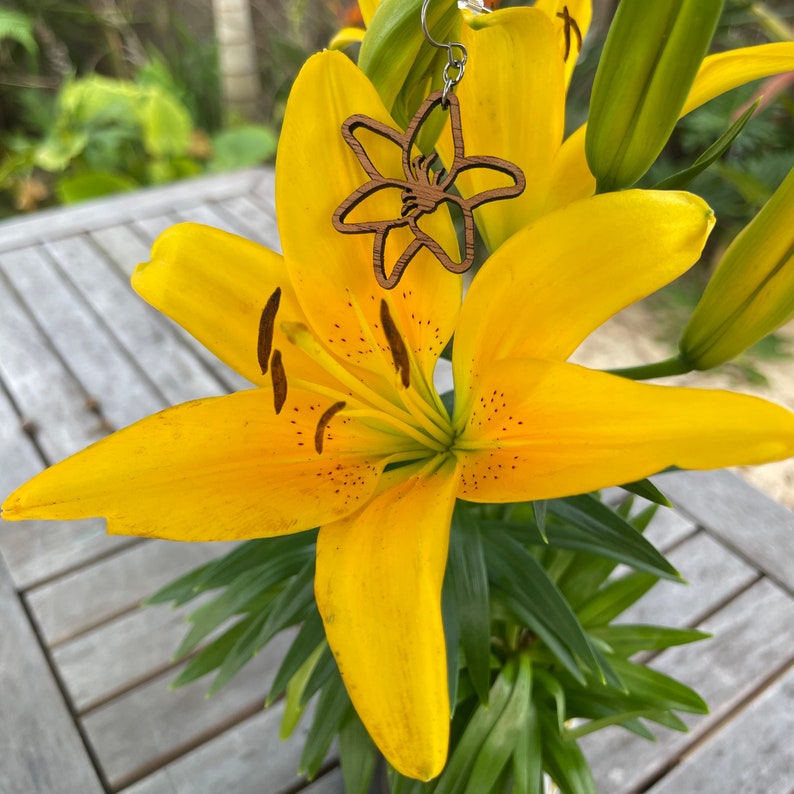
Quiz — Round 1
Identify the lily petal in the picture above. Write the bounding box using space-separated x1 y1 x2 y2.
681 42 794 117
456 358 794 503
277 50 461 383
315 457 459 781
1 388 402 539
133 223 334 388
452 190 714 401
534 0 593 87
446 8 565 251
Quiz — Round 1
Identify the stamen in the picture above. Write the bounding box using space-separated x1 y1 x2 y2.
314 401 346 454
556 6 582 62
258 287 282 374
380 300 410 388
270 348 287 414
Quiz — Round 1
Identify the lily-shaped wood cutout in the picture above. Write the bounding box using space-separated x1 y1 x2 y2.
333 90 525 289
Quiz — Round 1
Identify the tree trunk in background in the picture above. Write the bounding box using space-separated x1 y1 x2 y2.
212 0 263 121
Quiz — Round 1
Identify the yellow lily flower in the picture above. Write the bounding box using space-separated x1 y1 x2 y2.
4 51 794 781
449 1 794 252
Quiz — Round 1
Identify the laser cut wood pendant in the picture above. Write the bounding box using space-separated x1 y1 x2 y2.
332 90 526 289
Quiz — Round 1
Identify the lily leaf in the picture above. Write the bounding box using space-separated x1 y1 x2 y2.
652 100 760 191
620 478 672 507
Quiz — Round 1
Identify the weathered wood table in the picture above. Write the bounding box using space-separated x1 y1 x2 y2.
1 168 792 794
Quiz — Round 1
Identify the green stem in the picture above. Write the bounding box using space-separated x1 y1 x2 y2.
608 355 695 380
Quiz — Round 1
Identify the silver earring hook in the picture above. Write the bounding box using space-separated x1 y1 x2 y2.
421 0 482 104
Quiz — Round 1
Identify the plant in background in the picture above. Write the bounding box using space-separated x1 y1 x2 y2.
3 1 794 792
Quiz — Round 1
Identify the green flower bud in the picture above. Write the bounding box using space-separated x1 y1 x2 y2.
359 0 460 128
586 0 723 193
680 166 794 370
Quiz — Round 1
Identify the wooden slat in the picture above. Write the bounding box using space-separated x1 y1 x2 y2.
82 628 295 790
658 470 794 592
26 540 234 645
133 213 183 241
619 530 758 628
118 701 317 794
0 266 108 461
90 222 251 391
214 195 282 249
302 770 346 794
53 600 209 713
0 558 104 794
583 578 794 793
0 168 269 253
2 245 164 431
640 502 697 552
45 235 227 405
645 663 794 794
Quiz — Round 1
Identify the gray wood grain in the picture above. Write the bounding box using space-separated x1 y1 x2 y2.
45 235 227 405
583 578 794 793
618 530 758 628
646 663 794 794
83 627 295 789
2 245 164 431
0 558 104 794
54 600 210 713
0 168 269 253
215 195 282 250
657 470 794 592
27 540 235 645
118 700 316 794
90 222 251 392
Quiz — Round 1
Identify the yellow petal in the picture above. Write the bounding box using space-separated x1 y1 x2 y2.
133 223 333 388
2 388 403 540
358 0 379 27
452 190 714 401
329 26 366 50
681 42 794 117
534 0 593 87
445 8 565 251
315 457 459 780
455 359 794 503
276 50 461 383
545 124 595 215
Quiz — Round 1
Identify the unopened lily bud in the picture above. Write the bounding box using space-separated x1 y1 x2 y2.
680 166 794 370
586 0 723 192
359 0 460 127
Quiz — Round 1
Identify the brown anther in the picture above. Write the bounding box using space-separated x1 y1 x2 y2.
556 6 582 62
258 287 282 375
380 300 410 388
314 401 346 454
270 348 287 414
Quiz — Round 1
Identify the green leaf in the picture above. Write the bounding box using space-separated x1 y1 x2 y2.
511 693 543 794
652 100 760 191
608 657 708 714
55 171 138 203
144 560 218 606
268 607 326 704
0 9 37 54
620 479 672 507
447 505 492 706
281 642 325 739
531 501 548 542
547 495 680 581
138 87 193 158
299 671 352 779
576 572 658 627
539 708 597 794
300 643 338 707
465 653 533 793
484 534 602 683
590 625 710 656
339 714 379 794
433 659 517 794
170 616 254 688
176 543 314 656
209 125 278 171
